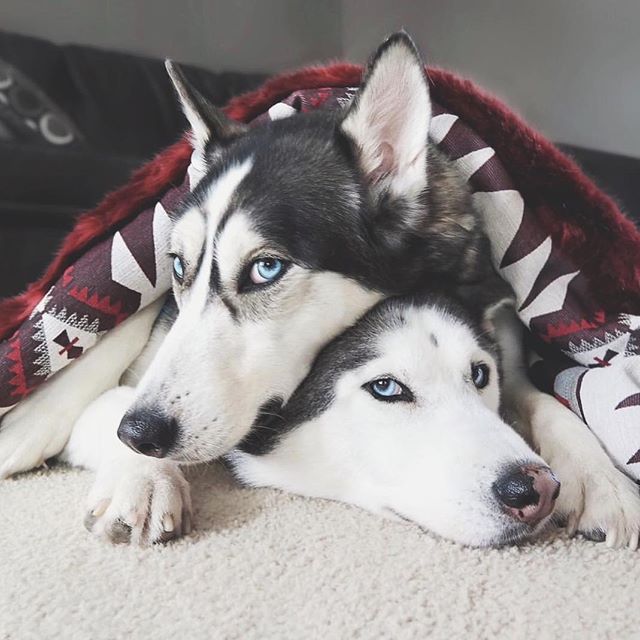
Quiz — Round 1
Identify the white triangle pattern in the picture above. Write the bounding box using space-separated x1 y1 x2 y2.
471 186 577 329
32 306 101 377
429 113 458 144
453 147 495 181
472 190 524 268
110 202 172 309
30 286 55 319
500 237 552 308
268 103 297 120
566 330 631 367
519 271 579 325
40 312 100 374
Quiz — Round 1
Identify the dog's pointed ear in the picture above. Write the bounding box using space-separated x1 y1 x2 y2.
456 276 516 336
165 60 248 156
340 32 431 200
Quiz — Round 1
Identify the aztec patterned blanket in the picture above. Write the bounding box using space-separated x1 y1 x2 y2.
1 63 639 478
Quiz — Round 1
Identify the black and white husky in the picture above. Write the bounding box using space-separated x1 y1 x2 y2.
2 33 639 548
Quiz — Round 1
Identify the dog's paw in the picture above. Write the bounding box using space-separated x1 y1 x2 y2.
84 458 192 545
528 394 640 550
549 450 640 550
0 412 70 480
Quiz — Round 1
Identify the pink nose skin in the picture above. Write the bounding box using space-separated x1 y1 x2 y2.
492 464 561 526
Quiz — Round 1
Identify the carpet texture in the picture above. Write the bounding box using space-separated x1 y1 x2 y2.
2 464 638 640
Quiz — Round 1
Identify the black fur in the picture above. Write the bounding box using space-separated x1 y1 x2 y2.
165 59 248 146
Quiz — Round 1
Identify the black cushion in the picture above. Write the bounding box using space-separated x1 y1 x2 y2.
558 144 640 226
0 30 266 298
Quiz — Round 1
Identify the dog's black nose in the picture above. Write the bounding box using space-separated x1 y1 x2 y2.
493 464 560 526
117 407 178 458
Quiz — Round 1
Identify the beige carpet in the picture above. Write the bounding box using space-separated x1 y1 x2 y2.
2 463 638 640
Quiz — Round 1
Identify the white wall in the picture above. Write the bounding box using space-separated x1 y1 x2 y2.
2 0 342 73
3 0 639 156
342 0 640 157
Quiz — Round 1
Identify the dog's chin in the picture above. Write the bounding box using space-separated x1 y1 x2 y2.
384 507 555 548
489 514 555 548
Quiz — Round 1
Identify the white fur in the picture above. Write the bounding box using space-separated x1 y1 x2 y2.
341 38 430 200
0 299 163 479
231 305 548 548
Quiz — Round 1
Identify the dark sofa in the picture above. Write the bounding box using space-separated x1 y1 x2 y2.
0 30 637 299
0 30 265 298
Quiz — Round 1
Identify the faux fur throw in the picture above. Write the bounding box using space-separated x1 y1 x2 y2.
1 64 639 478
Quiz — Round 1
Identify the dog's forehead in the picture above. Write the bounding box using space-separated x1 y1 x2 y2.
216 212 264 282
221 115 359 208
171 206 205 255
173 156 255 241
376 304 484 367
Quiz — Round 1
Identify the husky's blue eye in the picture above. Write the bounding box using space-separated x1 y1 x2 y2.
249 257 286 285
372 378 402 397
172 255 185 282
364 377 413 403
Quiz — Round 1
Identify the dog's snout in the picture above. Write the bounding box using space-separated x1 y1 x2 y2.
493 464 560 526
117 407 178 458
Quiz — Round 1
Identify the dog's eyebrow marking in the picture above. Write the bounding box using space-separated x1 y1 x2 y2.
192 243 206 283
209 256 221 293
189 157 253 305
209 207 236 294
430 333 438 347
171 207 206 272
213 205 237 245
220 294 238 320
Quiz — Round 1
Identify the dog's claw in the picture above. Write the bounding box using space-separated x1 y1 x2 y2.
91 499 110 518
554 468 640 549
163 514 175 533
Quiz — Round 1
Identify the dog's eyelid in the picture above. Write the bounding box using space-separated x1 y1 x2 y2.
362 376 415 403
168 250 187 265
236 255 292 293
246 246 291 263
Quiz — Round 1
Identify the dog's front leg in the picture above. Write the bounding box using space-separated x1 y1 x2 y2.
60 385 191 545
0 299 163 480
494 306 640 550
